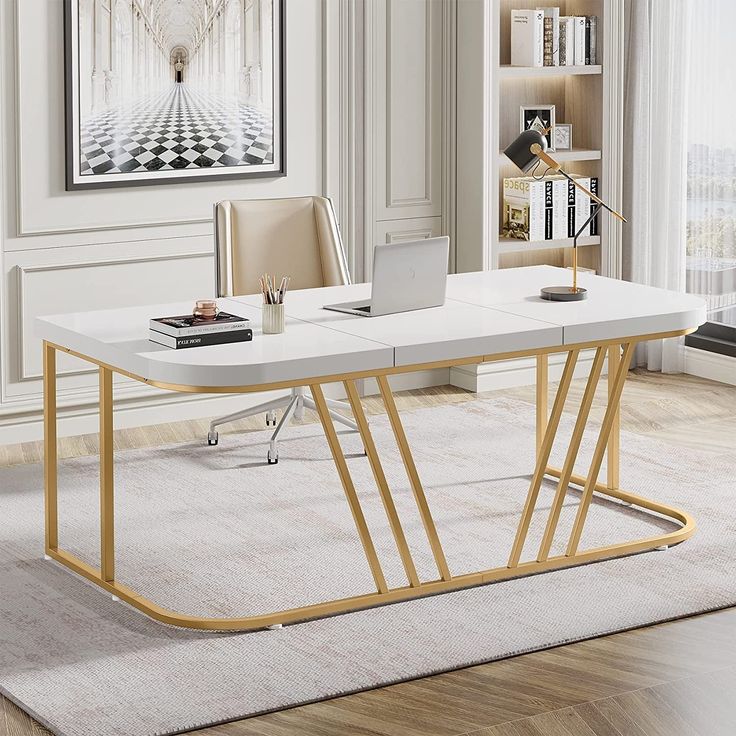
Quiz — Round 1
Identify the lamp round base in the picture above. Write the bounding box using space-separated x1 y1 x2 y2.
540 286 588 302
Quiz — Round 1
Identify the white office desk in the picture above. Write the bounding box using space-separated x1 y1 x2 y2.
36 266 706 631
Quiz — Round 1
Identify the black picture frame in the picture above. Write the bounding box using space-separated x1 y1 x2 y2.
63 0 286 190
519 104 556 152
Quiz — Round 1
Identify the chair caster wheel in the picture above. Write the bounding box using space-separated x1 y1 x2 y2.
266 411 277 427
207 431 219 446
267 451 279 464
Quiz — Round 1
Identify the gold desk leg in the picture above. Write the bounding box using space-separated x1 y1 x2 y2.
343 380 420 588
537 346 606 562
508 349 580 568
377 375 452 582
566 342 635 556
536 354 549 457
99 367 115 583
310 384 388 594
607 344 622 490
43 342 58 552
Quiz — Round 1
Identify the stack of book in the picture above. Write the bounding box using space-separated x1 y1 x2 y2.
501 174 599 242
149 311 253 349
511 9 598 67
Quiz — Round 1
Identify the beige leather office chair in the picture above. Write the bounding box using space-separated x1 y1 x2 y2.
208 196 358 464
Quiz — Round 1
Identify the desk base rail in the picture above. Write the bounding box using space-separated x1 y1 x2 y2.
41 338 696 632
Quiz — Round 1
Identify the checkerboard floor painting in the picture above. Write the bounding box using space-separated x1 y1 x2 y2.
79 84 274 176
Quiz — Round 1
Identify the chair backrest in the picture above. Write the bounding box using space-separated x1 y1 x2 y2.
213 196 351 298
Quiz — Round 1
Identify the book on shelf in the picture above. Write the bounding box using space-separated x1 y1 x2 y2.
589 177 599 235
510 9 599 67
510 9 544 67
558 16 575 66
589 16 598 65
502 174 601 244
574 16 586 65
149 328 254 350
539 7 560 66
149 311 249 337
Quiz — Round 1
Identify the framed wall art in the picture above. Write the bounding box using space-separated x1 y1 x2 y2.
519 104 556 151
64 0 285 190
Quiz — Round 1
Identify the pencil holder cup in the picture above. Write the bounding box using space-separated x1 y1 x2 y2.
262 303 285 334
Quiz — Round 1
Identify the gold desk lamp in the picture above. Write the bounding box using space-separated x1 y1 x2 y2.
504 129 627 301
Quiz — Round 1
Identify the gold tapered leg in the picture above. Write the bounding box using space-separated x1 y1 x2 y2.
310 384 388 593
536 354 549 456
607 344 621 490
99 367 115 583
377 375 452 582
508 350 580 568
343 380 420 587
537 346 607 562
43 342 58 552
566 343 635 556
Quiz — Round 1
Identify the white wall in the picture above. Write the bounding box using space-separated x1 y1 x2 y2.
0 0 324 442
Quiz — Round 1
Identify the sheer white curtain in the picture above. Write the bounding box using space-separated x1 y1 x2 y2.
685 2 736 324
622 0 692 371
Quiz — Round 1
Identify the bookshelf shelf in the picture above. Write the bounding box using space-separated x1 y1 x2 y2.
498 64 602 78
497 236 601 255
499 148 602 163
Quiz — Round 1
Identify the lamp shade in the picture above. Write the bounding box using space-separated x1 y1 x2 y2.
504 129 548 173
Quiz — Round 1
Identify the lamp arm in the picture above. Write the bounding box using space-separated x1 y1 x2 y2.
529 143 627 223
560 170 627 223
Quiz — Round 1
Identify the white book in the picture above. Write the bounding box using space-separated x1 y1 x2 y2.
511 9 545 67
538 7 560 66
573 16 586 66
558 17 575 66
551 177 569 239
502 177 546 241
573 176 592 234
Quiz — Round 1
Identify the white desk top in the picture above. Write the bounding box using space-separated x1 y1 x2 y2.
36 298 394 387
234 284 562 366
36 267 706 389
444 266 707 344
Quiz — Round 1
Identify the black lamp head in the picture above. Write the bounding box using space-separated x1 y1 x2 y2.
504 129 548 173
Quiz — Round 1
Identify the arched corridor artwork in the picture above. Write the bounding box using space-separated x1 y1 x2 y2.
64 0 283 189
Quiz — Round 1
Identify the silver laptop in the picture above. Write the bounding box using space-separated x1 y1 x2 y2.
324 236 449 317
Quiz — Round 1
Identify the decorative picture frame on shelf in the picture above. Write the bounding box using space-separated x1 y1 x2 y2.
63 0 285 190
520 104 556 152
554 123 573 151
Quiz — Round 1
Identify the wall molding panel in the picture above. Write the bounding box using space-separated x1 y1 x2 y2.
16 251 212 381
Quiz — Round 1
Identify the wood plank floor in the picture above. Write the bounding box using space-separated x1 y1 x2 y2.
1 370 734 736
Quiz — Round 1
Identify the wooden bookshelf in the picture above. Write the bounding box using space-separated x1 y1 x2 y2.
455 0 624 278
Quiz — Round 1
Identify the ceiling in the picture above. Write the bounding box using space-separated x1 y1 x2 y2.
146 0 213 55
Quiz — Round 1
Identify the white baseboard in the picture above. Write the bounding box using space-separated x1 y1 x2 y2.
683 346 736 386
449 349 600 392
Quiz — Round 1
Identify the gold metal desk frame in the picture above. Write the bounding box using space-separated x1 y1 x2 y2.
42 330 696 631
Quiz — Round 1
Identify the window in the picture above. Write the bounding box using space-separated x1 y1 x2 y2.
685 0 736 356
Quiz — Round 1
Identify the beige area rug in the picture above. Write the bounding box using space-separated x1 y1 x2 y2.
0 396 734 736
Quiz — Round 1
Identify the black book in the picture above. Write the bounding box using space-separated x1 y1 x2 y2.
544 180 554 239
567 179 576 238
590 177 599 235
584 17 591 65
149 328 254 349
